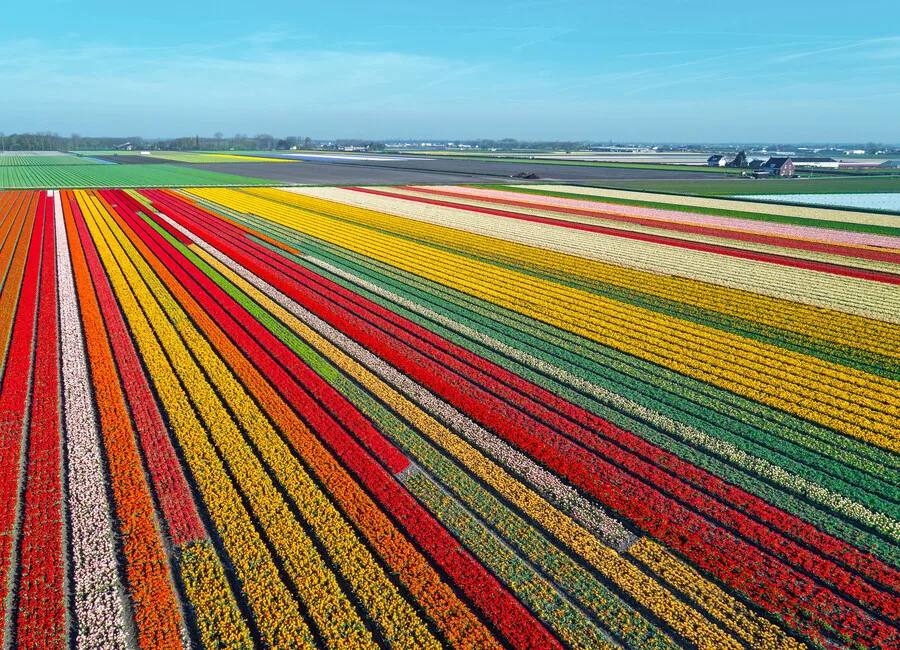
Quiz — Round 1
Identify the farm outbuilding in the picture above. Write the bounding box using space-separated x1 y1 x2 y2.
791 157 839 169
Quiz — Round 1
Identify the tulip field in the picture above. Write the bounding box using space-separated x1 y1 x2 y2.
0 183 898 650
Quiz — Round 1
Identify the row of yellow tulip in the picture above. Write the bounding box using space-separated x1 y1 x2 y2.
271 186 900 349
73 191 317 648
178 541 254 648
192 188 899 452
628 538 805 650
89 190 447 649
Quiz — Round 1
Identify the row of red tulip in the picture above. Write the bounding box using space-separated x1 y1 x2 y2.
142 188 566 650
14 194 66 649
0 193 47 641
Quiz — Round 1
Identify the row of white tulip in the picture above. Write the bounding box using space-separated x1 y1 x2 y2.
52 192 131 650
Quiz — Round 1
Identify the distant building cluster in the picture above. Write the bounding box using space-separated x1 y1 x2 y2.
386 142 478 149
707 153 898 177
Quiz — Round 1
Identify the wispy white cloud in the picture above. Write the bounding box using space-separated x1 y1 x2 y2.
615 49 710 58
768 36 900 63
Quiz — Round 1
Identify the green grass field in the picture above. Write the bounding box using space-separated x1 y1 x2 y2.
0 163 283 189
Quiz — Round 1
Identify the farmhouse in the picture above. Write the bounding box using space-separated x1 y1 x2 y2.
759 157 794 177
706 154 728 167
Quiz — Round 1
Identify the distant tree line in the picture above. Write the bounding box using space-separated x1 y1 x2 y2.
458 138 586 151
0 134 580 152
0 132 147 151
113 134 319 152
331 139 387 151
0 132 318 152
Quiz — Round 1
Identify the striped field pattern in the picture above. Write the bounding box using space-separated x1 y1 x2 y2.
0 184 897 649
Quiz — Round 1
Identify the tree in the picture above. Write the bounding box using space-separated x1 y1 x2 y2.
728 151 748 168
303 137 312 149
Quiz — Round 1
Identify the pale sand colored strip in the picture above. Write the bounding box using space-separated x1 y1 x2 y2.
386 187 900 275
417 185 900 250
521 184 900 229
283 186 900 324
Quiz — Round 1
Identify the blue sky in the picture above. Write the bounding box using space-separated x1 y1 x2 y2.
2 1 899 141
